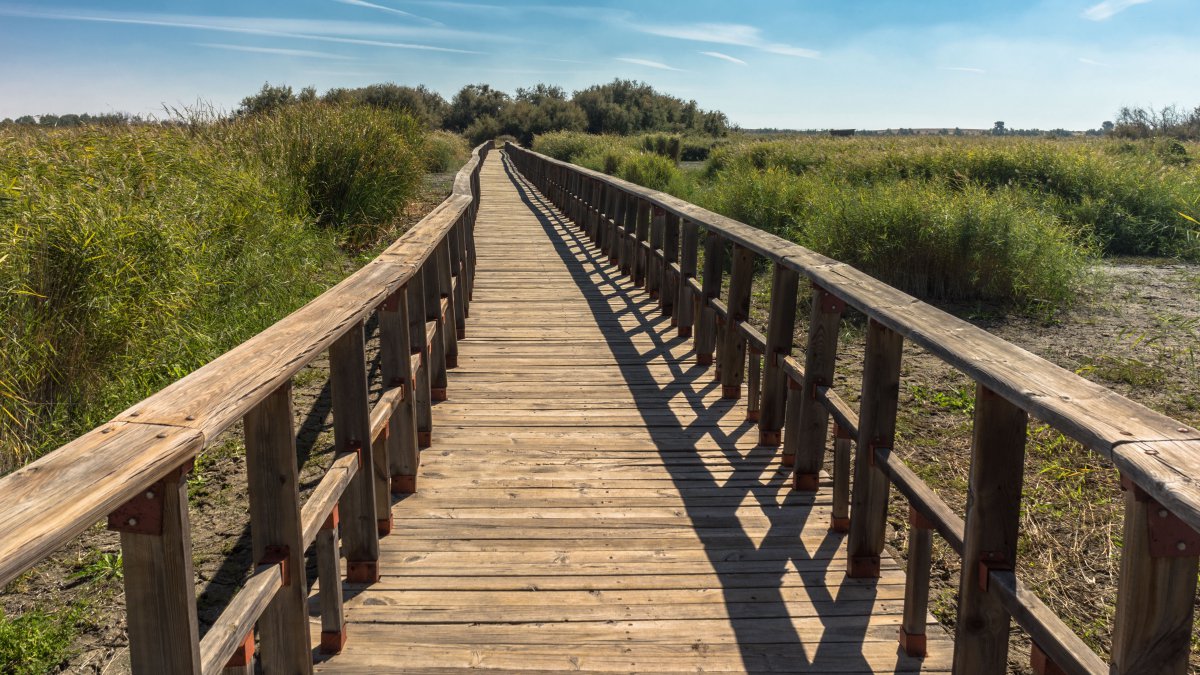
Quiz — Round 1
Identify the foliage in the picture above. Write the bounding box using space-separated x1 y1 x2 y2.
422 130 470 172
0 604 83 674
572 80 728 136
1113 104 1200 141
445 83 510 133
324 83 449 128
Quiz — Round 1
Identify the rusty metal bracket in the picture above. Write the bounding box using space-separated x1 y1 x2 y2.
107 459 194 536
346 440 364 469
866 440 889 467
813 284 847 314
1120 473 1200 557
908 505 935 530
225 631 255 669
833 423 854 441
322 504 340 532
260 545 291 587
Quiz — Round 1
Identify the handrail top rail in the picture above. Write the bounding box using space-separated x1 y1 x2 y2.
0 142 492 588
507 142 1200 534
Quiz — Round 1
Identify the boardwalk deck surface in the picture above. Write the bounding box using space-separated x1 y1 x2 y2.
311 152 953 672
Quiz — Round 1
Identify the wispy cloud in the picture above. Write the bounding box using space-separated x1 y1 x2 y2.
196 43 356 59
615 57 684 72
332 0 442 26
939 66 986 74
1082 0 1152 21
699 51 747 66
632 22 818 58
1078 56 1109 66
0 7 492 53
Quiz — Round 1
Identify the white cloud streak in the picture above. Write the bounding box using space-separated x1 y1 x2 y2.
615 57 684 72
632 22 818 58
0 7 490 53
1082 0 1152 21
938 66 986 74
332 0 443 26
1078 56 1109 66
699 51 747 66
196 42 356 59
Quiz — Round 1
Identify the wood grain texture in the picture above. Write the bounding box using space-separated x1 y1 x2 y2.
312 149 952 674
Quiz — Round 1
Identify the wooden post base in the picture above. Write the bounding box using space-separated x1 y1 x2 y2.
677 326 692 338
830 516 850 533
696 353 713 366
319 628 348 655
391 475 416 494
758 430 781 447
722 385 740 399
792 472 820 492
745 410 760 422
418 431 432 448
781 453 795 468
346 561 380 584
377 516 393 537
898 627 927 658
431 388 447 401
848 555 881 579
446 357 458 369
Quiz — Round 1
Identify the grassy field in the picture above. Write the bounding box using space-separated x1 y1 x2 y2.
534 131 1200 313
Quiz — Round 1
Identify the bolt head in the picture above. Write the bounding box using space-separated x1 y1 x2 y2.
145 491 155 500
1178 541 1188 552
127 517 138 527
1158 509 1169 518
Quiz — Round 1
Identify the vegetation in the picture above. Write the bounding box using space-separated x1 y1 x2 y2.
538 131 1200 310
0 102 455 471
0 603 83 674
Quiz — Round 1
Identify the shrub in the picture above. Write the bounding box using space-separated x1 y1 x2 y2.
0 604 82 674
616 152 681 191
422 130 469 172
532 130 614 162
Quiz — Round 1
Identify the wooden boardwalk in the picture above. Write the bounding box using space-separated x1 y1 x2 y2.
310 152 953 672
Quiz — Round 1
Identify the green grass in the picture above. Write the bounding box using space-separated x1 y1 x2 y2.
0 103 439 471
0 603 84 674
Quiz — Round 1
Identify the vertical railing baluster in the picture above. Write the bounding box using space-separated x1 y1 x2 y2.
695 233 724 366
719 244 754 399
425 255 448 403
900 505 933 658
790 284 845 485
676 219 700 338
830 423 852 532
634 200 650 288
648 207 664 299
953 385 1027 673
381 286 419 494
759 263 799 446
316 506 345 654
331 320 380 583
746 348 762 422
408 275 432 448
438 239 458 371
243 380 311 671
661 212 679 318
846 318 902 578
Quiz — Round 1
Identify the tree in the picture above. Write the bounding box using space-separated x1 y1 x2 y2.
239 83 296 116
1101 120 1114 134
992 120 1006 136
445 84 510 133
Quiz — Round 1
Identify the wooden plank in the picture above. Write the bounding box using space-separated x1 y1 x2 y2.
790 284 845 488
759 263 799 445
379 287 420 494
331 321 380 583
718 244 754 399
200 563 283 674
242 381 311 672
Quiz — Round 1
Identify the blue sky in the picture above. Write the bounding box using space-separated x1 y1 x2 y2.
1 0 1197 129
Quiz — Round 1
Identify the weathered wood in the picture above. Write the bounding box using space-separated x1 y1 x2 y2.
790 284 845 489
831 425 852 533
694 232 724 366
953 385 1028 674
1110 483 1200 675
633 200 650 288
317 509 347 654
407 278 433 448
900 507 933 658
243 380 311 672
676 220 699 338
380 287 420 494
427 252 449 400
118 463 202 674
661 212 679 318
300 452 359 546
648 206 664 299
746 348 762 422
331 321 380 583
759 263 800 446
718 244 754 399
846 319 903 578
200 562 283 674
448 219 468 334
988 570 1109 675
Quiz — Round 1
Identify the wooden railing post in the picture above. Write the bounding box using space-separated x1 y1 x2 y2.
437 239 459 371
695 232 724 366
633 200 651 288
449 217 469 327
331 320 381 583
621 194 637 277
847 318 902 578
1111 479 1200 674
900 505 934 658
589 180 602 243
381 287 420 494
759 263 800 446
830 423 852 532
789 285 845 486
648 207 665 299
425 257 449 403
661 212 680 318
719 244 754 399
110 460 201 674
952 385 1028 673
609 191 624 268
407 276 433 448
747 348 762 422
243 380 312 672
316 507 346 653
676 219 699 338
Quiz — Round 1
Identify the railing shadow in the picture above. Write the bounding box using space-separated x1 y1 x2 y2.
499 155 923 672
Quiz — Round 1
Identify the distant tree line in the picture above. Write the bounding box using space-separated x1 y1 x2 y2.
237 80 731 145
0 112 149 127
1111 104 1200 141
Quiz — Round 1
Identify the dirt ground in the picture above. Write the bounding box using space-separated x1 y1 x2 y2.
4 197 1200 674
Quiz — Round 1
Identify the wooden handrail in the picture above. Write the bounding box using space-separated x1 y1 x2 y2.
0 141 490 673
505 142 1199 675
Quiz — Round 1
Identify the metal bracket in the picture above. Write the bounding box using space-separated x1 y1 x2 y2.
866 440 889 467
346 440 364 469
813 284 847 314
260 545 291 587
1120 474 1200 557
833 423 854 441
322 505 340 532
908 505 935 530
107 459 193 535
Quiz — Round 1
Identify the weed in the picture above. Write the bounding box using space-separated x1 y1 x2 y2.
68 551 122 583
0 603 83 674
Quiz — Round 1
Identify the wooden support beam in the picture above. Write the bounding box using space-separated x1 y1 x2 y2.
746 349 762 422
831 424 852 532
424 257 448 403
407 277 432 449
331 321 380 584
112 461 202 674
648 207 665 299
633 200 650 288
675 219 699 338
621 194 637 277
1111 478 1200 675
846 319 903 578
661 212 680 318
719 244 754 399
790 284 845 489
758 263 800 446
380 287 420 495
316 507 346 654
437 239 458 371
900 506 934 658
448 218 468 331
952 385 1028 673
695 232 724 367
243 380 312 672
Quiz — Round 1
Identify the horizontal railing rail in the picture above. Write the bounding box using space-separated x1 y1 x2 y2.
505 142 1200 675
0 142 490 673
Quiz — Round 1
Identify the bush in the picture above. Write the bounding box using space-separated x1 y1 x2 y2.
532 130 614 162
422 130 469 172
0 604 82 674
617 152 683 192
